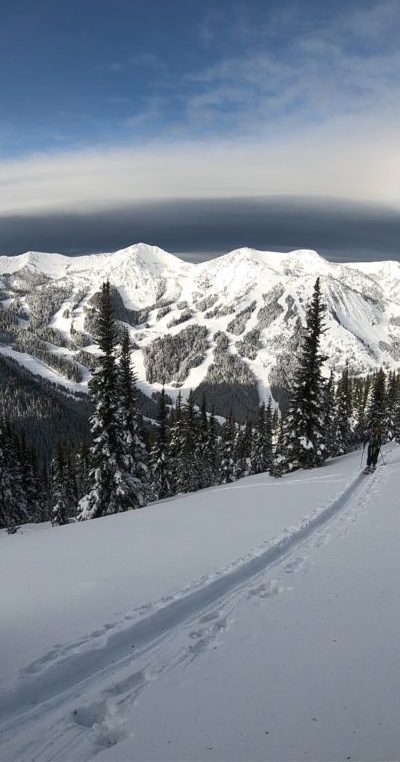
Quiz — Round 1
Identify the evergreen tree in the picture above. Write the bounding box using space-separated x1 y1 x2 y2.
0 416 28 529
234 422 250 479
385 371 399 440
353 375 371 442
219 411 236 484
194 394 211 489
115 330 149 509
51 443 69 526
174 391 199 493
250 400 273 474
78 281 122 520
283 278 327 470
75 440 91 501
368 368 386 431
335 366 354 454
271 415 286 476
149 386 172 499
321 370 337 457
203 406 219 487
168 392 184 494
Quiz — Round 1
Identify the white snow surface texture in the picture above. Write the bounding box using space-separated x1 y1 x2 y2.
1 244 400 399
1 445 400 761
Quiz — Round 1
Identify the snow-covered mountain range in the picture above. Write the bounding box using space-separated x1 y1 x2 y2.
1 243 400 418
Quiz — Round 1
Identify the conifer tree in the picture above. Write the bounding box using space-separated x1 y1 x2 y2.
51 443 69 526
78 281 122 520
335 365 353 453
75 440 91 500
115 330 149 509
194 394 211 488
168 392 184 494
283 278 327 470
219 411 236 484
321 370 336 457
203 406 219 487
391 372 400 442
271 415 286 476
174 391 199 493
353 375 371 441
149 386 172 499
385 371 399 440
368 368 386 431
0 416 28 529
250 400 273 474
234 422 249 478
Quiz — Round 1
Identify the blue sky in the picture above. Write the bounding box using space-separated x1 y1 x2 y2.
2 0 399 156
0 0 399 251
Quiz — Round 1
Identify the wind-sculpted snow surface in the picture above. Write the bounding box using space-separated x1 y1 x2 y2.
0 446 398 761
1 243 400 409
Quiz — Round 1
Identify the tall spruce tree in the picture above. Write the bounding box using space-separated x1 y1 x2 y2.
335 365 354 453
203 406 219 487
149 386 172 499
168 392 184 494
283 278 327 470
175 391 199 493
115 330 149 509
51 443 69 526
368 368 386 431
219 411 236 484
78 281 122 520
321 370 337 457
251 399 273 474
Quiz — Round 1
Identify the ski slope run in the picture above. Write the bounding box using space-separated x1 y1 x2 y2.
0 446 399 761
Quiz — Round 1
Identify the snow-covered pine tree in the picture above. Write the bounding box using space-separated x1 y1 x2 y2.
251 399 273 474
219 411 236 484
115 330 149 509
77 281 122 520
168 392 184 494
390 372 400 442
233 422 248 479
271 415 286 476
385 371 399 440
203 406 219 487
194 394 210 488
353 375 371 442
174 391 199 493
335 365 354 454
149 386 172 500
0 416 28 529
368 367 386 431
51 443 69 526
75 440 91 501
283 278 327 470
321 370 337 457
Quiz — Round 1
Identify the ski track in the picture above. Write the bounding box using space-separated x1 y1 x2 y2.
0 454 390 761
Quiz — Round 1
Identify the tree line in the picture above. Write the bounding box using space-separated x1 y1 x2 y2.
1 278 400 530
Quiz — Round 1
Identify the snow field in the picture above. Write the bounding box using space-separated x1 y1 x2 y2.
0 446 397 760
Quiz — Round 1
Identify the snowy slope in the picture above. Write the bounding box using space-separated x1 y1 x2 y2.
1 445 399 760
1 243 400 407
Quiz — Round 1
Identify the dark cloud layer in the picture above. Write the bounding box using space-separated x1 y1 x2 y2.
0 197 399 263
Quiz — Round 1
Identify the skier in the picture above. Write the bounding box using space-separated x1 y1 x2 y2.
364 426 382 473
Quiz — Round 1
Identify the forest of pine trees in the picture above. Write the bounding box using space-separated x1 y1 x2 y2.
2 277 400 531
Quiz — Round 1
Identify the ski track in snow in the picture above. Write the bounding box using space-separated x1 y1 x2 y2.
0 454 390 761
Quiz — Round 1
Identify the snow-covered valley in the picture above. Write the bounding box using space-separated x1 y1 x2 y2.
1 244 400 418
1 445 399 761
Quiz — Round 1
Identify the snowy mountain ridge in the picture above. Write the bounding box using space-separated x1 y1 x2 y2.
1 243 400 417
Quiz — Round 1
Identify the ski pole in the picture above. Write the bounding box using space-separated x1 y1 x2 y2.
379 449 386 466
360 444 365 467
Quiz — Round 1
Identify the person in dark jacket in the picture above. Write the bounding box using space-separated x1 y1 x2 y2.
365 426 382 471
